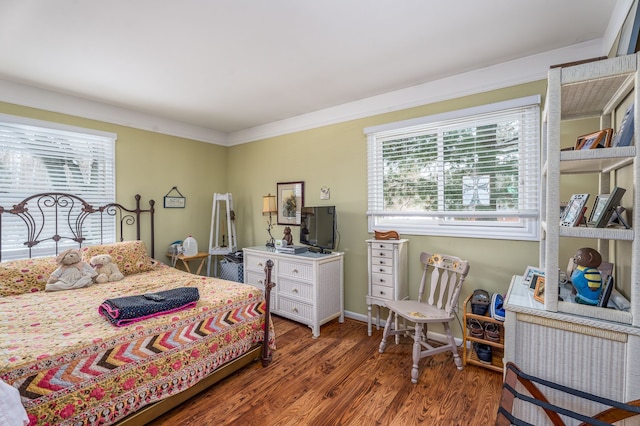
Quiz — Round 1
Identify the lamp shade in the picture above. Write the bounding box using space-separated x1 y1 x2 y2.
262 194 277 215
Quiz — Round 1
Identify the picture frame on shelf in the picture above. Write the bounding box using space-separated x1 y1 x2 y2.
277 181 304 226
560 193 590 227
588 194 610 226
591 187 626 228
612 103 635 147
575 130 607 150
522 266 544 288
533 275 545 303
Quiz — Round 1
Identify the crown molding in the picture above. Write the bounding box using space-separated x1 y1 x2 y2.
0 79 228 145
0 38 613 147
227 39 606 145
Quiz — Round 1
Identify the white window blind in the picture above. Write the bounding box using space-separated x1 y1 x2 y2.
365 96 540 241
0 114 117 259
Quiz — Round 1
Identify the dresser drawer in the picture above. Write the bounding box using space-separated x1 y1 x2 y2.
371 284 395 300
371 271 393 287
278 296 313 322
245 271 277 307
370 263 393 275
371 256 393 269
371 241 395 251
245 253 273 272
278 278 313 302
278 260 313 282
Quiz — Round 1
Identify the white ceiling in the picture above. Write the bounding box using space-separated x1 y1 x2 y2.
0 1 633 144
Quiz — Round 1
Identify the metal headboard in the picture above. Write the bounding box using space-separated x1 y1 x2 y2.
0 193 155 262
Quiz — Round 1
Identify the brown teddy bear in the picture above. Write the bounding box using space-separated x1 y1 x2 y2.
282 226 293 246
46 249 97 291
90 254 125 283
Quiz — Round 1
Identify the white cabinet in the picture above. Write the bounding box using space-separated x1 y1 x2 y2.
365 239 408 336
505 54 640 422
243 246 344 338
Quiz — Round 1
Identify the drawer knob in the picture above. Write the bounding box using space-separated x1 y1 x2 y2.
379 279 385 283
292 269 299 274
379 291 385 295
292 307 299 313
293 288 298 293
258 262 263 267
379 268 384 272
379 253 386 257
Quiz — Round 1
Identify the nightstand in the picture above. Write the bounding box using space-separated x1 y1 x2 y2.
167 252 209 275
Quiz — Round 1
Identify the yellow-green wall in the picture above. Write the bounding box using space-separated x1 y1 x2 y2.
0 101 227 260
227 80 551 331
0 77 602 338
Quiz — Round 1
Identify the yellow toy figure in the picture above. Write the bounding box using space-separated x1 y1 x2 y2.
571 247 603 305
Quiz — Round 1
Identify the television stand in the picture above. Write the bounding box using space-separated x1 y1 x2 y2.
243 246 344 337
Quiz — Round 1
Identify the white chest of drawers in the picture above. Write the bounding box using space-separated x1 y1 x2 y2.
366 239 408 336
243 246 344 338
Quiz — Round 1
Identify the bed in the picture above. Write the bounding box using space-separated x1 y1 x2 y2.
0 193 274 426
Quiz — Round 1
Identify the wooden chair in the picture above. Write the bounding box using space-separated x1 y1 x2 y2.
496 362 640 425
379 252 469 384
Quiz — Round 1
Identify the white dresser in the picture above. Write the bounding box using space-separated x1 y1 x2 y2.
366 239 408 336
243 246 344 338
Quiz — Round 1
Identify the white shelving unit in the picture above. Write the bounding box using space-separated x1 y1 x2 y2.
505 53 640 422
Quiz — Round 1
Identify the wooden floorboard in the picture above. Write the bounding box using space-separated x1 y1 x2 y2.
147 316 502 425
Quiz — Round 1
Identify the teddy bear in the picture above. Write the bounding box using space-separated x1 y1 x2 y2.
90 254 124 283
282 226 293 246
571 247 603 305
46 249 97 292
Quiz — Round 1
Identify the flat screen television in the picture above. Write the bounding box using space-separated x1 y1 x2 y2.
300 206 336 253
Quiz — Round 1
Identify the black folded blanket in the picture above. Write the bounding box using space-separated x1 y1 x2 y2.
98 287 200 327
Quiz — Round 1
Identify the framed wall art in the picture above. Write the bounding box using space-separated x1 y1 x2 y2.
560 194 589 227
163 186 186 208
277 181 304 225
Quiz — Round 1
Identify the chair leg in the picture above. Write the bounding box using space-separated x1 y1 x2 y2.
379 311 394 353
444 322 463 370
411 323 423 384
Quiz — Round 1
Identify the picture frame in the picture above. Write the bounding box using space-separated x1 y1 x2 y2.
277 181 304 225
616 0 640 56
560 194 590 227
575 130 607 150
522 266 544 287
533 275 545 303
587 194 610 226
591 187 626 228
163 186 186 208
612 103 635 147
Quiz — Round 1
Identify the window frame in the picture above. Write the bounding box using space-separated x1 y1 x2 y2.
365 95 541 241
0 113 117 259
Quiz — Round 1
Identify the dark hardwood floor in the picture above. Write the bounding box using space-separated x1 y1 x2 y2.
147 315 502 425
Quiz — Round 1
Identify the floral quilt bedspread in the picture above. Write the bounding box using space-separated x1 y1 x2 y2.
0 264 274 425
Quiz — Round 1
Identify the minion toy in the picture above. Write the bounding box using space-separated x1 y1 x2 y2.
571 247 603 305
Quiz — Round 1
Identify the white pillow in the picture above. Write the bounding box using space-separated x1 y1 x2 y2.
0 379 28 426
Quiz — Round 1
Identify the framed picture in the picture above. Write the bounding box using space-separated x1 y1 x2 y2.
533 275 545 303
590 187 626 228
616 0 640 56
163 186 186 208
588 194 610 226
277 181 304 225
612 103 635 147
575 130 607 150
560 194 589 227
522 266 544 287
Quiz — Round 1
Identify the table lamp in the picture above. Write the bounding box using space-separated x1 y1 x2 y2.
262 194 277 247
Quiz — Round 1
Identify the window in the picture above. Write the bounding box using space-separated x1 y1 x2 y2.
365 96 540 241
0 114 116 259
